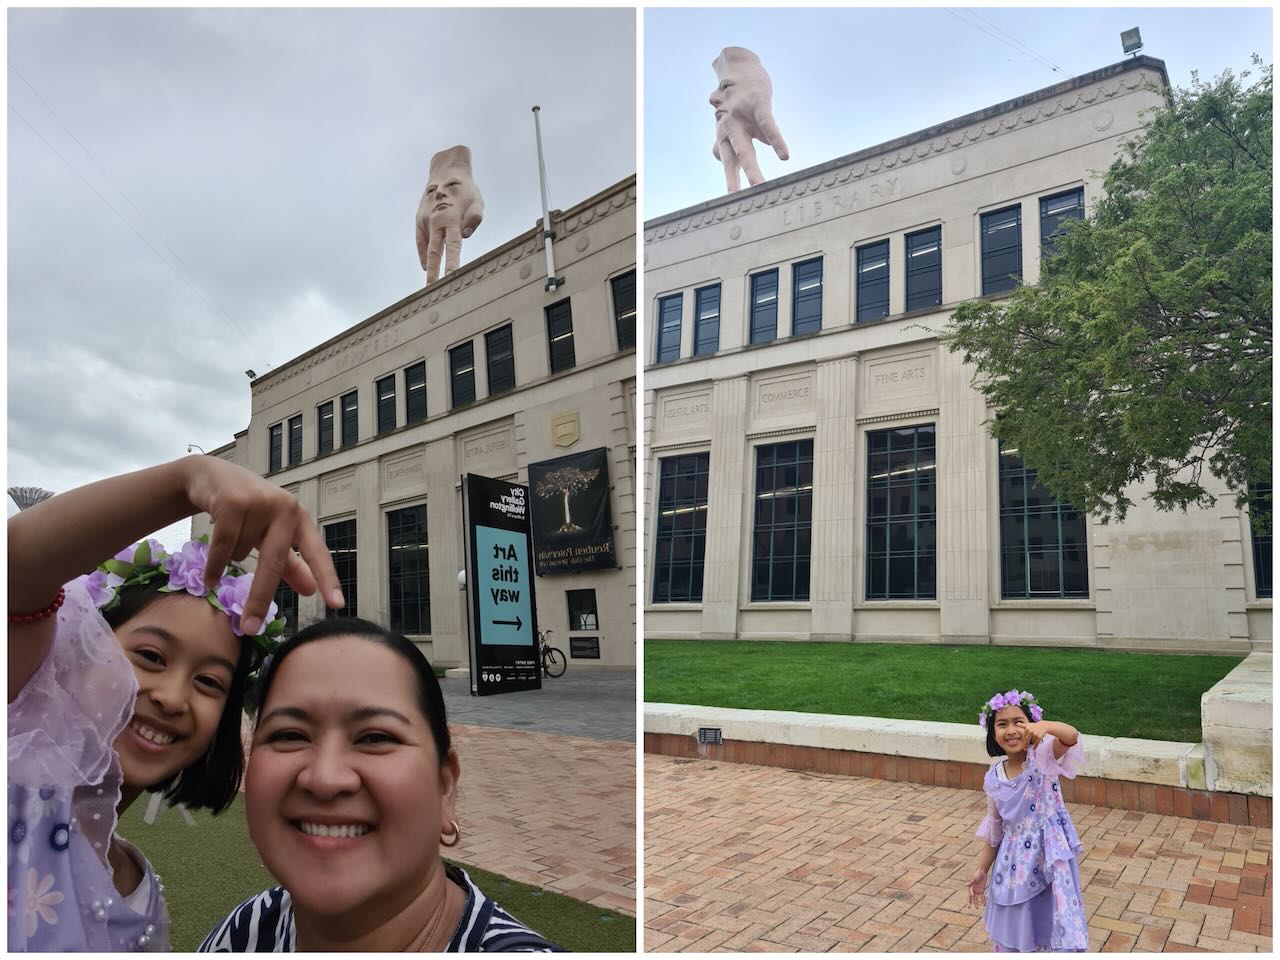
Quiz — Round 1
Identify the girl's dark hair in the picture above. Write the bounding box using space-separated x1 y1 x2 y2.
252 617 451 761
985 702 1034 758
104 579 255 815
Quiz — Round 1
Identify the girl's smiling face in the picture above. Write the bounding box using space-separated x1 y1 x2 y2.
993 705 1029 757
245 635 459 920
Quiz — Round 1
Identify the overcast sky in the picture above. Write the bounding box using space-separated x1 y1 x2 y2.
7 7 636 547
645 5 1272 218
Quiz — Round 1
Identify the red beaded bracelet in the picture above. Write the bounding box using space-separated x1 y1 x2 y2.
9 587 66 624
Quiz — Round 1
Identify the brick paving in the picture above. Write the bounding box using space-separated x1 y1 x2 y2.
450 723 636 915
645 755 1271 952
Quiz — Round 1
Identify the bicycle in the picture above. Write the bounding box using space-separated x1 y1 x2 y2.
537 627 567 678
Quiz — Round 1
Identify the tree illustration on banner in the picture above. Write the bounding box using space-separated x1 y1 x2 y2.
534 466 599 533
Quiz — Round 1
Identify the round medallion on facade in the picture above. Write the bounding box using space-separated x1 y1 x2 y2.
1094 109 1114 131
575 236 590 253
729 226 742 241
950 154 967 176
519 263 533 280
429 311 439 325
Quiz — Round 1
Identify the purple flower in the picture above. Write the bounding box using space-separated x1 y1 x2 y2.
1030 704 1043 722
1005 688 1021 704
216 573 278 637
166 540 212 596
83 570 124 608
114 544 137 563
979 713 987 728
990 694 1006 711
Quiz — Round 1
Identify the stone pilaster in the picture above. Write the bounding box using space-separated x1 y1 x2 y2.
701 376 749 638
810 355 859 639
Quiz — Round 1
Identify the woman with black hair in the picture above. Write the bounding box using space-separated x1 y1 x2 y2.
966 690 1087 952
8 455 341 951
200 618 562 952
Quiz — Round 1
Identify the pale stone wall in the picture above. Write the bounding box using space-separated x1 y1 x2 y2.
643 58 1269 653
198 177 638 667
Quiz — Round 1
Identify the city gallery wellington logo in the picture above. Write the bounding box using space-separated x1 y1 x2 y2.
534 465 600 534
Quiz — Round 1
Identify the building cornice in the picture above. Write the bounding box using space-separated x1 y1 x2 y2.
253 175 637 393
644 57 1168 242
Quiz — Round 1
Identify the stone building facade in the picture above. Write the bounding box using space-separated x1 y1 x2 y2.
642 58 1270 655
200 175 638 668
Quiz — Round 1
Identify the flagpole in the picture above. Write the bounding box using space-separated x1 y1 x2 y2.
532 105 564 291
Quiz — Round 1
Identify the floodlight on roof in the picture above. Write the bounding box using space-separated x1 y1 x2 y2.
245 369 257 379
1121 28 1143 56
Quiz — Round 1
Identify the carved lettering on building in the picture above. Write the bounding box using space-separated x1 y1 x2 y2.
760 384 810 404
326 477 355 498
666 400 709 418
863 352 937 408
873 366 927 387
464 434 510 462
461 426 516 474
782 176 899 229
660 392 712 434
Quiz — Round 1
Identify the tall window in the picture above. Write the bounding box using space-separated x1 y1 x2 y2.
273 581 299 638
388 505 431 634
268 423 283 473
340 390 358 447
652 453 709 603
546 299 576 373
749 269 779 344
1249 483 1272 599
998 442 1088 598
287 415 302 466
981 205 1022 295
1040 187 1084 258
656 294 682 364
905 226 942 312
866 425 936 600
486 325 515 396
791 257 823 336
376 375 396 435
856 240 890 323
405 361 427 425
317 400 334 455
694 284 720 356
751 439 813 602
611 270 636 350
450 341 475 408
325 519 357 619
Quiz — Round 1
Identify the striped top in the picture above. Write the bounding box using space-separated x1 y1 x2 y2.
198 864 563 952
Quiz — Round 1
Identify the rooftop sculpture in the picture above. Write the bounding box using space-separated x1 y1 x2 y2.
710 46 789 193
415 145 484 285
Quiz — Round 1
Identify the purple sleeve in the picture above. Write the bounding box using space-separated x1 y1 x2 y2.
1034 733 1085 779
975 789 1003 846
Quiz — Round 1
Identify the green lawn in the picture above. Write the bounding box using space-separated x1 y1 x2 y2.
118 794 634 952
645 639 1243 743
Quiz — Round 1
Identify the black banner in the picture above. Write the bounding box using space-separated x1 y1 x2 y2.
461 474 541 696
528 447 617 575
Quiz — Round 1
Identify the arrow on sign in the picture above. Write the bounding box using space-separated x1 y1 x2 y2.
493 616 524 629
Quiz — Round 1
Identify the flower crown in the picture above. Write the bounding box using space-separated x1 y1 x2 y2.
978 689 1043 728
80 536 285 658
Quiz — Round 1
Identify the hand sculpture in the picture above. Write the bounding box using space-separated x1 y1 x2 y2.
709 47 789 193
415 145 484 286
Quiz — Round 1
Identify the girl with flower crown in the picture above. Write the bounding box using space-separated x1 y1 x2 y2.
965 689 1088 952
8 455 342 951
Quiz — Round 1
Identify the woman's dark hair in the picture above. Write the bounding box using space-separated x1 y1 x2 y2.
104 578 255 815
252 617 451 761
985 702 1034 758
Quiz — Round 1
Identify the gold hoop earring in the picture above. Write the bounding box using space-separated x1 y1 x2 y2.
441 819 461 847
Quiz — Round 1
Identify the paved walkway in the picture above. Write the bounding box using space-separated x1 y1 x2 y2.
441 668 636 742
645 755 1272 952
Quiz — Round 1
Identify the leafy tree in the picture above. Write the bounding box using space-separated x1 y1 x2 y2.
943 60 1271 523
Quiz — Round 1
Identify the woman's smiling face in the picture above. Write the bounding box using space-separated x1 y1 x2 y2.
245 635 458 919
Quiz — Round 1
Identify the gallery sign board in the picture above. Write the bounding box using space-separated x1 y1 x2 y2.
528 447 618 575
461 473 541 696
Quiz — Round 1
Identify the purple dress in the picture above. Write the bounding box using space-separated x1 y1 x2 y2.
8 578 170 951
976 734 1088 952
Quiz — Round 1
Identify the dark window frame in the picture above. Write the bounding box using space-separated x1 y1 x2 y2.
317 400 334 455
449 341 476 409
791 257 823 336
610 270 636 351
545 299 576 373
324 518 357 619
905 226 942 313
287 415 302 467
656 294 682 364
856 239 890 323
387 504 431 634
693 284 721 356
273 581 300 639
268 423 283 473
997 441 1089 599
566 589 599 631
1249 483 1272 600
749 269 779 344
1039 187 1085 259
485 324 515 396
652 452 710 604
340 390 358 448
404 361 427 425
376 374 396 435
981 204 1023 295
865 425 937 601
751 439 814 602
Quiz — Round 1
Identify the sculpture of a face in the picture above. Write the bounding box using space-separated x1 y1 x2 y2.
709 47 789 193
415 145 484 285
